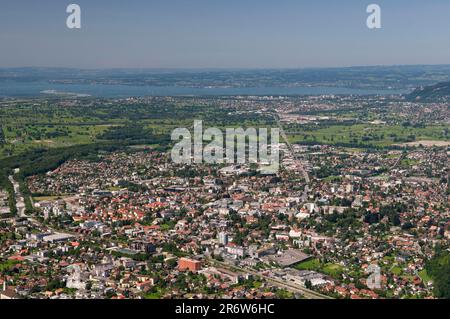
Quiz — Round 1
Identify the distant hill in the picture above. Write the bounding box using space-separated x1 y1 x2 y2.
408 81 450 102
2 65 450 91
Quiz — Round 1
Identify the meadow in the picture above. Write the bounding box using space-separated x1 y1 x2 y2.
287 123 449 148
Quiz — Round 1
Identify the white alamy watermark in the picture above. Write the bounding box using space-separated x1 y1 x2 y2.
171 121 280 174
66 4 81 29
366 264 382 290
367 4 382 29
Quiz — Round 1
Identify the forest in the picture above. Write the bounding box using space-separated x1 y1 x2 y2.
425 248 450 298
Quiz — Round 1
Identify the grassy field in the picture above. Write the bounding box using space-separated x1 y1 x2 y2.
0 259 21 271
1 98 448 162
0 99 276 159
418 269 432 284
144 288 165 299
287 123 450 148
390 265 403 276
32 195 69 202
1 124 112 158
294 258 344 278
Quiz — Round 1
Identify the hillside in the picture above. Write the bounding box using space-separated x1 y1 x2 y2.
408 81 450 101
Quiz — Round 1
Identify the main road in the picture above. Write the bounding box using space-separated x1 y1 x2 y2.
274 114 310 202
8 174 26 218
9 172 80 238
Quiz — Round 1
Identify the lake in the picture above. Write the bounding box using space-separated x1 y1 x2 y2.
0 81 407 98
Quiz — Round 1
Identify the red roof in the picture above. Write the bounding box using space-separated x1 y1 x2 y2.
8 255 24 261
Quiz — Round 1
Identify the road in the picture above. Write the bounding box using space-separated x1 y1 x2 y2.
9 172 79 237
8 174 26 218
391 152 406 170
208 258 332 299
275 115 310 201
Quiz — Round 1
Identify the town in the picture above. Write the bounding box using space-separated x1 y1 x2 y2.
0 93 448 299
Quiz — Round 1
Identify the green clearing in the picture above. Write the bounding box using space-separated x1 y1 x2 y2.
390 265 403 276
144 288 165 299
322 263 344 277
33 196 67 202
275 289 294 299
294 258 344 278
0 259 21 271
252 281 263 289
400 159 421 167
294 258 321 270
418 269 432 284
161 223 175 231
1 124 111 159
287 124 449 148
144 292 162 299
0 99 275 159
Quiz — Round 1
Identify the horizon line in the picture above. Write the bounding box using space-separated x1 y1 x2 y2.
1 63 450 72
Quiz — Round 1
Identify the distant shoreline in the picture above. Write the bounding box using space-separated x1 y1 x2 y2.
40 89 91 97
0 82 407 98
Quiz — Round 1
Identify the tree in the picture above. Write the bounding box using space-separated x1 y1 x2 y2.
305 280 312 289
425 251 450 298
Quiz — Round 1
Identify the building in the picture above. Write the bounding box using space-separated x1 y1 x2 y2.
285 269 330 287
249 244 276 259
130 240 156 254
178 258 202 272
218 232 229 246
0 282 19 299
43 233 75 243
225 244 246 259
66 265 87 290
266 249 311 267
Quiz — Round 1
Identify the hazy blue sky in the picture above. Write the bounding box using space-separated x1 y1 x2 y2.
1 0 450 68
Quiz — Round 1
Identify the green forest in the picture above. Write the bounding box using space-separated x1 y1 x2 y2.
426 249 450 298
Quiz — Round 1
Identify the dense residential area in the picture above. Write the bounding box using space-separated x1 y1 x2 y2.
0 93 448 300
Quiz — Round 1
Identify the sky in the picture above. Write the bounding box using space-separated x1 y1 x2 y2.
1 0 450 69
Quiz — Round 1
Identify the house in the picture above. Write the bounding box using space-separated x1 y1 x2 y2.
225 243 246 259
0 283 19 299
